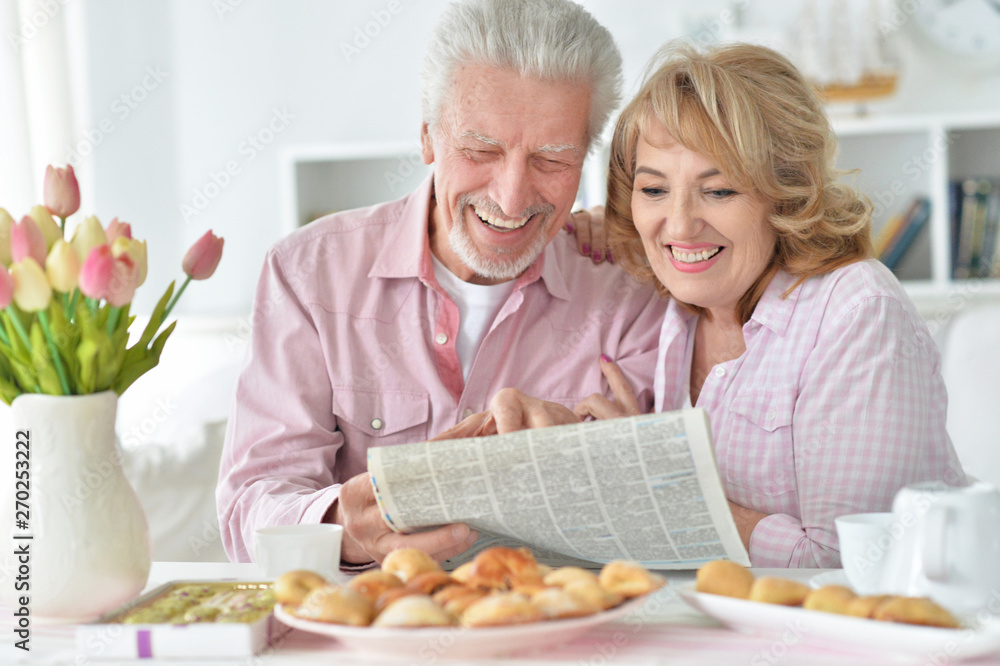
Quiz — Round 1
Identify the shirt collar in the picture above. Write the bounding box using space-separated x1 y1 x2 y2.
368 173 571 301
749 269 801 336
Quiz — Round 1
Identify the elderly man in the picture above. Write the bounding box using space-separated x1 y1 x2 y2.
218 0 666 568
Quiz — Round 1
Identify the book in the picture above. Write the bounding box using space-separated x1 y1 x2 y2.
367 409 750 569
873 212 906 258
954 179 983 279
968 180 994 276
949 180 964 278
882 197 931 271
977 180 1000 278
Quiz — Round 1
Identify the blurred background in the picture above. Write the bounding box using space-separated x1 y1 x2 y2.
2 0 1000 562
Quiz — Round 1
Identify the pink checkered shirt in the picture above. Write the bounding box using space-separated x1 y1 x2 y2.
217 176 666 563
654 260 964 568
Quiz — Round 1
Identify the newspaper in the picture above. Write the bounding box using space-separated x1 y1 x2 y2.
367 409 750 569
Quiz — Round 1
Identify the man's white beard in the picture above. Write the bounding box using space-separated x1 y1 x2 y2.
449 201 551 282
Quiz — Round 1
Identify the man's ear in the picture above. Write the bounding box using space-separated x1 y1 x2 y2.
420 123 435 165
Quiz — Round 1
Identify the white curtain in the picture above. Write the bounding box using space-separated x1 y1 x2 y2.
0 0 76 215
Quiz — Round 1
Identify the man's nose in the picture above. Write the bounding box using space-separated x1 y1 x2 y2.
489 158 534 219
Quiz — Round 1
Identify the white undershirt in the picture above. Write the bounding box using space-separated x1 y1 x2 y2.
431 256 516 381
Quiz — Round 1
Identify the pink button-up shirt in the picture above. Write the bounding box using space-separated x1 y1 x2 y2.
218 176 667 562
655 260 964 568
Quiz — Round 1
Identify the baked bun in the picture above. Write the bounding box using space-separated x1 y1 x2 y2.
450 561 475 584
294 585 373 626
873 596 960 628
543 566 599 588
803 585 856 615
347 570 404 603
748 577 810 606
846 595 893 619
372 594 456 628
696 560 754 599
405 571 456 596
599 560 666 598
274 570 328 606
564 580 623 611
381 548 441 583
373 586 422 615
433 585 488 616
531 587 600 619
466 547 544 590
461 591 544 627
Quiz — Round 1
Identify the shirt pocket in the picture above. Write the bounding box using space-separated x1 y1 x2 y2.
332 388 430 449
724 387 797 500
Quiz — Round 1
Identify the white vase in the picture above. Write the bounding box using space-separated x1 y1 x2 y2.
0 391 151 622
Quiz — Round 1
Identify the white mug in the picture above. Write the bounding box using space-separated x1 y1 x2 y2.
254 524 343 582
835 512 894 595
880 481 1000 614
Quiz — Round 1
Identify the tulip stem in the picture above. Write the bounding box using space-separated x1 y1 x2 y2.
7 308 32 351
37 311 71 395
162 275 191 322
67 288 80 317
0 322 9 347
59 215 66 236
106 306 121 337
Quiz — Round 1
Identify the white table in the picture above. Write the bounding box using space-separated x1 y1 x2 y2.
0 562 990 665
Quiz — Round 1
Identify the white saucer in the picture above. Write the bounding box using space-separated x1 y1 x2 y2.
809 569 851 589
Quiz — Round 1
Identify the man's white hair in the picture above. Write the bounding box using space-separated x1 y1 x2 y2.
421 0 623 151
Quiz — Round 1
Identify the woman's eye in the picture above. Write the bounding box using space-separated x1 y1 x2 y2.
708 188 737 199
640 186 666 197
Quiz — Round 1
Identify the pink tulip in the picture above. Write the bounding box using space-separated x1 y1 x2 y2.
106 253 139 307
0 267 12 309
182 230 224 280
44 164 81 218
11 216 47 266
105 217 132 243
78 244 114 300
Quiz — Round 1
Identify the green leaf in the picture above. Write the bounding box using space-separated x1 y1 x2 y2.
113 320 177 395
76 337 98 394
29 321 62 395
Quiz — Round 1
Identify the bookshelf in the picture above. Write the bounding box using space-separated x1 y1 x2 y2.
283 113 1000 314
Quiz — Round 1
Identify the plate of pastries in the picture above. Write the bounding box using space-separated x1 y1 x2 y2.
679 560 1000 661
273 546 666 658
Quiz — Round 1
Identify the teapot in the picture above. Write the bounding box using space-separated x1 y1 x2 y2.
880 481 1000 615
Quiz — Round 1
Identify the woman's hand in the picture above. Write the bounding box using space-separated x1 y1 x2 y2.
567 205 612 264
435 388 581 439
573 355 642 420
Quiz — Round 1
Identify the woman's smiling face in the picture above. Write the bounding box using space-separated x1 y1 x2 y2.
631 119 777 320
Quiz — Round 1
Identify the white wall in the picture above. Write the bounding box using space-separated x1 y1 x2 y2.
48 0 1000 317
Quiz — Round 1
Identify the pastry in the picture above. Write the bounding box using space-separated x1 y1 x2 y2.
372 594 456 628
461 591 545 627
450 561 475 584
531 587 600 619
599 560 666 598
846 595 893 619
695 560 755 599
381 548 441 583
373 586 423 615
748 576 810 606
405 570 457 595
466 546 544 590
803 585 856 615
294 585 373 626
433 585 488 616
347 570 404 603
563 580 623 611
873 596 961 629
543 566 600 588
273 569 328 606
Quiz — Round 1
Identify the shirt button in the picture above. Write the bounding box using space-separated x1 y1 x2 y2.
435 332 448 345
370 418 384 431
714 367 726 378
463 408 474 418
767 409 777 421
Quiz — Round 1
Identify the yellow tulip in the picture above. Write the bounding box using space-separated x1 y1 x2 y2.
45 239 80 293
29 205 62 250
11 258 52 312
0 208 12 266
111 236 148 287
69 215 108 263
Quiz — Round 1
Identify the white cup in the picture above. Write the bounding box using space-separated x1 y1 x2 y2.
835 512 894 594
254 524 343 582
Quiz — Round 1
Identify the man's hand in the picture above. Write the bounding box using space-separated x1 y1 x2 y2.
573 356 642 420
728 500 768 552
330 472 478 565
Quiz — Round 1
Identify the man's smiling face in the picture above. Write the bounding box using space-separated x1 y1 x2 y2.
421 63 591 284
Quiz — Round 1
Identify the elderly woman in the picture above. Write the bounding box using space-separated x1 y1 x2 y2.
456 42 964 568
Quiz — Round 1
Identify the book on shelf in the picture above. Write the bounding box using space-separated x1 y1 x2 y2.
951 178 1000 279
879 196 931 272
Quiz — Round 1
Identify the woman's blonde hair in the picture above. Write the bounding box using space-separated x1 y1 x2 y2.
606 42 872 324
